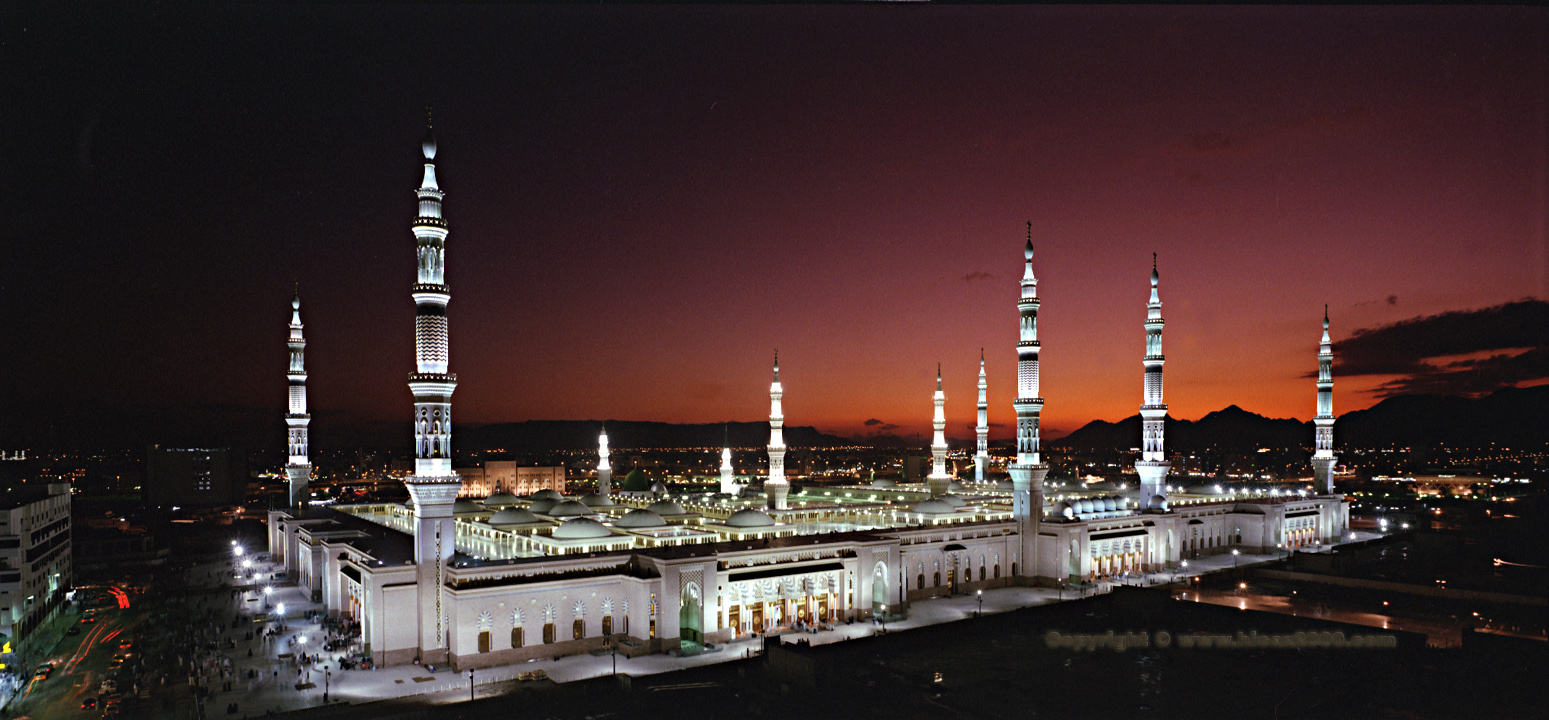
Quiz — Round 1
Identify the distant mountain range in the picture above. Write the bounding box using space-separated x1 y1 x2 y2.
1051 385 1549 451
11 386 1545 453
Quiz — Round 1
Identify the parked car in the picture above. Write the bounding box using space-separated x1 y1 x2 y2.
82 696 99 710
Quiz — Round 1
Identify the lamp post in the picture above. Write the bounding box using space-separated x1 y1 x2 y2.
610 633 618 676
324 669 330 703
1232 549 1240 569
468 668 474 702
976 590 983 617
264 586 272 608
879 604 887 634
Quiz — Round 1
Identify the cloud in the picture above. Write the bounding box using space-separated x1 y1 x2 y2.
962 271 993 283
864 418 883 426
1330 299 1549 397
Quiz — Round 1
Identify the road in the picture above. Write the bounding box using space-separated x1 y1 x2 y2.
7 587 146 720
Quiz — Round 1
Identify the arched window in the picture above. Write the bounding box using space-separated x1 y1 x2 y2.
917 573 925 590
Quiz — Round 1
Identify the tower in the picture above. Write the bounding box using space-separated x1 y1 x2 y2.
401 121 462 665
1135 254 1171 510
1312 306 1337 495
720 425 738 495
766 352 788 510
975 350 988 484
597 424 612 495
928 364 951 497
284 290 311 508
1009 223 1049 579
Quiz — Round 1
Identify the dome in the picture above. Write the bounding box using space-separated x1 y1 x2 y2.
579 493 615 508
548 500 590 518
531 489 564 501
937 494 967 508
1085 481 1120 493
552 517 613 540
1148 495 1168 511
489 508 540 526
613 508 667 529
1101 497 1117 512
947 481 968 494
649 481 667 493
452 498 482 514
912 498 956 515
526 498 558 514
646 500 686 516
1056 500 1076 520
484 492 520 509
871 478 895 488
994 479 1015 492
1076 499 1093 514
726 508 775 528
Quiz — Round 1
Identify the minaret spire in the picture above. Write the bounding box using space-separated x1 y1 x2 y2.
284 289 311 508
1010 225 1050 579
1136 254 1170 510
598 422 612 495
1313 307 1337 496
928 363 950 496
720 424 739 495
401 121 461 666
766 351 789 510
976 349 988 484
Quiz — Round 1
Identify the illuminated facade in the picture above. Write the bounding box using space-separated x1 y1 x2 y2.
1135 255 1170 509
927 365 950 497
766 353 788 510
1313 307 1337 495
1009 224 1049 578
285 290 311 508
975 350 988 484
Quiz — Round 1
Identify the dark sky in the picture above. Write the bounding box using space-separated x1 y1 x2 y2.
3 4 1546 445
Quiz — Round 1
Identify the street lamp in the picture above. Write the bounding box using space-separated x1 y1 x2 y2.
879 604 887 634
976 590 983 617
264 586 273 607
468 668 474 702
1232 549 1240 569
324 669 331 703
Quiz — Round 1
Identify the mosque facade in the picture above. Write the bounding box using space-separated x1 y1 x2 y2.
267 129 1348 670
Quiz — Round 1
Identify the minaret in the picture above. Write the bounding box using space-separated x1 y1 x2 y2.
284 289 311 508
401 120 462 665
928 364 951 497
597 423 612 495
975 349 989 484
1136 254 1171 510
1009 223 1049 579
766 352 789 510
720 425 738 495
1312 306 1337 495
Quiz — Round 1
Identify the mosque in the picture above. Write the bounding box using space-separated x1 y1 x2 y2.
267 127 1348 670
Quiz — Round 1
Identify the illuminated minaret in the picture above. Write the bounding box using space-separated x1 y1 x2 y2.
284 289 311 508
1009 223 1049 578
597 424 612 495
720 425 738 495
927 364 951 497
1312 306 1337 495
401 120 461 665
975 350 988 484
1136 254 1171 509
766 352 788 510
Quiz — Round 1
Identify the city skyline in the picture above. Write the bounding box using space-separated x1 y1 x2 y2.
5 5 1546 446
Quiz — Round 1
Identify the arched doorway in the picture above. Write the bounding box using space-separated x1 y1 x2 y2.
680 582 704 649
871 561 888 612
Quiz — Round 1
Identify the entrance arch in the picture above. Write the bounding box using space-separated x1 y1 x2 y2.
871 561 888 610
680 582 704 648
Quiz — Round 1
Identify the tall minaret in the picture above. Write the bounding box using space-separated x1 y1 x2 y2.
1312 306 1337 495
766 352 789 510
975 349 989 484
928 364 951 497
1135 254 1171 509
284 289 311 508
401 120 462 665
1009 223 1049 579
720 425 738 495
597 423 612 495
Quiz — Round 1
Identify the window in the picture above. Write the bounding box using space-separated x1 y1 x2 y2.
573 619 584 640
649 619 656 639
934 572 940 588
543 623 555 644
993 564 1000 579
478 631 491 653
602 615 613 636
510 627 523 648
916 574 924 590
1011 562 1018 576
979 566 986 581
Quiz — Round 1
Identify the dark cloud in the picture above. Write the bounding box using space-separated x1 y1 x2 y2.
864 418 883 426
962 271 993 283
1331 299 1549 397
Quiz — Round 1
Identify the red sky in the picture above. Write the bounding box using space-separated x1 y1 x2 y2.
6 5 1546 444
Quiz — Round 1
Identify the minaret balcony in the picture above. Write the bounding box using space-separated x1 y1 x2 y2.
413 216 448 228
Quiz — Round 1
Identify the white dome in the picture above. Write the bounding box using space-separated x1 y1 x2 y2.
725 509 775 528
1101 497 1116 512
647 500 686 516
994 479 1015 492
579 492 615 508
452 498 482 514
613 508 667 529
871 478 895 488
489 508 539 526
548 500 590 518
1076 499 1093 514
484 492 520 508
531 489 564 501
552 517 612 540
1148 495 1168 511
912 499 956 515
1056 500 1076 519
649 481 667 493
947 481 968 493
937 494 967 508
526 498 558 514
